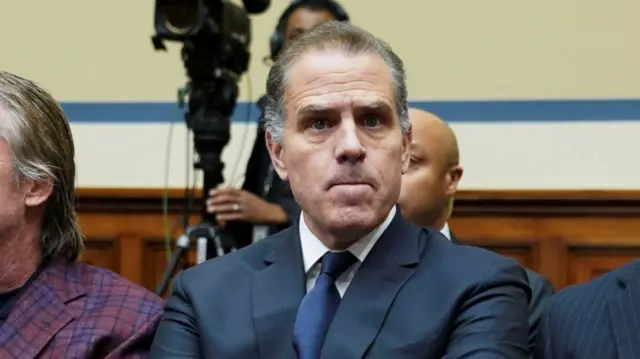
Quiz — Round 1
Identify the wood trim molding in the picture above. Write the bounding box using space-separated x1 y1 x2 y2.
76 188 204 213
75 188 640 216
454 190 640 216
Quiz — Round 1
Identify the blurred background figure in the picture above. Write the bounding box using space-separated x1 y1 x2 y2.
534 258 640 358
398 107 555 352
206 0 350 248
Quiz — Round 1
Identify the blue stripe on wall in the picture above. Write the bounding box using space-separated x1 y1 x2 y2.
60 99 640 123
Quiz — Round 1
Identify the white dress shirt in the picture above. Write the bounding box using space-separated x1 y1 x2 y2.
299 206 396 297
440 222 451 241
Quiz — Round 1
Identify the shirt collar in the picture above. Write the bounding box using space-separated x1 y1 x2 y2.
299 206 397 273
440 222 451 241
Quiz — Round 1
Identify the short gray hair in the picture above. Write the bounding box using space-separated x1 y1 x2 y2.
264 21 410 143
0 71 83 261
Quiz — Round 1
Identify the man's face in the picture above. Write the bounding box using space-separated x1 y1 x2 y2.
284 8 336 44
398 116 461 227
268 50 411 240
0 136 28 244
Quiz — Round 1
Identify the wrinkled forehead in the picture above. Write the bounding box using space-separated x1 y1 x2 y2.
285 50 396 118
294 98 394 120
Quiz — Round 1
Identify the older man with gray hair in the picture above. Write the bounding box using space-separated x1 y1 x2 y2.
0 71 163 358
151 21 531 358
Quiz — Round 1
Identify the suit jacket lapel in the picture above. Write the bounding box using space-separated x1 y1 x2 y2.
448 231 461 245
321 212 423 359
608 262 640 359
0 258 82 358
251 227 305 359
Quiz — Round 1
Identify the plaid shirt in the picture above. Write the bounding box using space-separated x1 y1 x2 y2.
0 256 164 358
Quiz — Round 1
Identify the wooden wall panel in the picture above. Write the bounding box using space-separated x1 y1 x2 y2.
75 188 640 293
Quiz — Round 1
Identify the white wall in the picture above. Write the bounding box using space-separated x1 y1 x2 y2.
2 0 639 189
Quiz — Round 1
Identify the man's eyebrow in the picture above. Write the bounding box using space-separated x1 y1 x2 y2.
296 101 394 116
354 101 394 114
296 103 332 116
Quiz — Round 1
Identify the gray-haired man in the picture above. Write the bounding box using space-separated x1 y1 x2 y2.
0 71 163 358
151 22 531 359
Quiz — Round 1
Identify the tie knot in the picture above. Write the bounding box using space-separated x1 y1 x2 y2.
320 251 357 279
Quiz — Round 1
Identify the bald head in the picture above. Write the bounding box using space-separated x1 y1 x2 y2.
408 108 459 167
399 108 463 230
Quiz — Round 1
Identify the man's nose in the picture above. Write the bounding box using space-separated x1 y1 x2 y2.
334 119 366 163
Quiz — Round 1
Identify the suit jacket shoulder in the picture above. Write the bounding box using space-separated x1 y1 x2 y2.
541 260 629 322
0 257 164 359
73 260 166 325
179 227 289 287
428 232 531 288
534 259 640 359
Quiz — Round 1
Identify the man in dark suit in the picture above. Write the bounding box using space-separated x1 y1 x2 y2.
533 260 640 358
206 0 350 248
0 71 163 358
398 108 555 352
151 22 531 358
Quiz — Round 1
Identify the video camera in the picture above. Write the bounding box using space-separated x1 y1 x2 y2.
152 0 270 296
152 0 269 185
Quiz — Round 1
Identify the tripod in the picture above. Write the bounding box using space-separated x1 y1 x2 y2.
154 221 232 297
155 149 239 297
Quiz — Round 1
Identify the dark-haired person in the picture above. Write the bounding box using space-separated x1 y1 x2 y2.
0 71 163 358
206 0 350 248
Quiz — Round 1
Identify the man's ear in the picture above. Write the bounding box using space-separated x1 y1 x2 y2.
265 130 288 181
401 124 412 174
445 165 463 196
24 178 54 208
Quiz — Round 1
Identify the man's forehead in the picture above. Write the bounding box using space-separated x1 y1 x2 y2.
287 50 392 88
285 51 394 114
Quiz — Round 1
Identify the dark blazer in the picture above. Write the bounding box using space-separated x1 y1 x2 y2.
0 256 164 359
225 95 300 248
449 232 555 351
533 259 640 359
151 211 532 358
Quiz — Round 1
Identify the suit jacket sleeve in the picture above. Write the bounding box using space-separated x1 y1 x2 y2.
444 258 532 358
105 310 163 359
532 297 555 359
525 269 555 351
149 272 201 358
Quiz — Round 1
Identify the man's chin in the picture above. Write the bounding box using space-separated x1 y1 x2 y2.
324 206 382 231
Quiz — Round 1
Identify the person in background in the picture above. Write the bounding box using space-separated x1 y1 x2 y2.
151 21 531 358
534 259 640 358
398 107 555 352
0 71 163 359
206 0 350 248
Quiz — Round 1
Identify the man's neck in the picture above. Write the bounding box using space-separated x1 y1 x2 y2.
433 218 446 233
302 207 396 251
0 233 41 293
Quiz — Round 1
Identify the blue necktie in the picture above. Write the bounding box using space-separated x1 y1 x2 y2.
293 251 357 359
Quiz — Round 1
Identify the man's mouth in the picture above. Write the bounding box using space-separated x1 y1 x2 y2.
328 181 372 189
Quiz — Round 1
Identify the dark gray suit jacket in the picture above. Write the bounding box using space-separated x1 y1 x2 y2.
534 259 640 359
449 232 555 352
150 211 532 358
